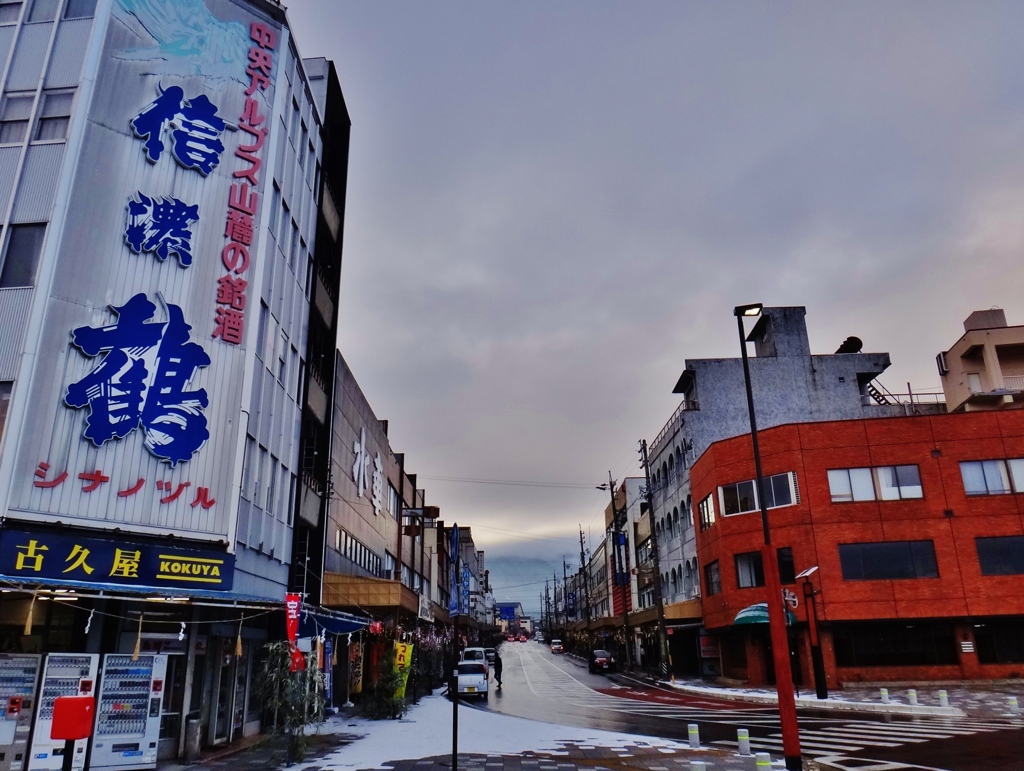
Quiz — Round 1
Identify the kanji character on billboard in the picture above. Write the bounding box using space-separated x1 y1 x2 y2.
125 192 200 267
64 293 211 466
130 85 226 175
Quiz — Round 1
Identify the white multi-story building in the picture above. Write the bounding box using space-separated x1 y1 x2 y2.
0 0 352 763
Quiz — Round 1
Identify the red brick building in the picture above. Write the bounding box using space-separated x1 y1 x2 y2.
691 409 1024 687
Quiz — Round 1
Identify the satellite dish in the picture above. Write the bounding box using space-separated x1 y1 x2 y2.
834 336 863 354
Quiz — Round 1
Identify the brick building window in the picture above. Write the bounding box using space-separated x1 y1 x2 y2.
704 560 721 596
833 621 957 667
719 472 796 516
698 493 716 531
777 547 796 584
838 540 938 580
735 552 764 588
976 535 1024 575
960 459 1024 496
828 465 923 502
975 619 1024 664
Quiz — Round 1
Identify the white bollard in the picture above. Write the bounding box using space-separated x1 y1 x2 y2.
908 689 918 706
755 752 772 768
737 727 751 756
689 763 706 771
938 690 949 708
880 687 890 703
687 723 700 749
1009 696 1020 716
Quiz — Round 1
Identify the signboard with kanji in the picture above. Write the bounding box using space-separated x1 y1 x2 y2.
1 0 284 546
0 526 234 591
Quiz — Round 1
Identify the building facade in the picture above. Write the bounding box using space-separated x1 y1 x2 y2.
692 409 1024 686
0 0 357 765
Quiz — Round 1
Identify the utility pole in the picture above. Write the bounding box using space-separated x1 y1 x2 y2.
605 471 632 669
640 439 673 682
579 526 591 630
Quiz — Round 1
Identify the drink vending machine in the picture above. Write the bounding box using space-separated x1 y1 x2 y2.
0 654 42 771
27 654 99 771
88 655 166 771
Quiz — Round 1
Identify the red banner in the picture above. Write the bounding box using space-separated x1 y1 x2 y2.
285 593 305 671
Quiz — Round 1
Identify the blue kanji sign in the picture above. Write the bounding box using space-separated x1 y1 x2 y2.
130 85 226 175
125 192 200 267
0 526 234 591
64 294 210 466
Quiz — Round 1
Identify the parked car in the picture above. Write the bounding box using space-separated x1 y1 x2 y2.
550 639 564 653
485 647 496 663
588 649 616 673
457 661 488 699
462 647 488 671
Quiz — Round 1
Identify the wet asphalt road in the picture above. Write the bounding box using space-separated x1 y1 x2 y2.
474 641 1024 770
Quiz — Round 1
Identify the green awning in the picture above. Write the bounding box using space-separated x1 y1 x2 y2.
734 602 797 626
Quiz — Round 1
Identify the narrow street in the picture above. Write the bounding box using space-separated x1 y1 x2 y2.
480 642 1024 770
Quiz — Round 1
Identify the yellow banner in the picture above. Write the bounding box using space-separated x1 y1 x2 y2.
394 641 414 698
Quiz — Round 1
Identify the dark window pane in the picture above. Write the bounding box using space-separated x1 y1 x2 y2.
772 474 792 507
777 547 796 585
975 619 1024 664
735 552 764 589
27 0 57 22
0 4 21 24
722 483 740 515
0 223 46 287
977 536 1024 576
736 480 756 512
64 0 96 18
839 540 938 581
833 622 957 667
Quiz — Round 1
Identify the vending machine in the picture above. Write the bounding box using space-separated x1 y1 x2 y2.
0 654 42 771
88 655 166 771
27 654 99 771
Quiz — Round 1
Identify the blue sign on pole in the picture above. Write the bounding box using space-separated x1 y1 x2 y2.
448 524 460 615
498 605 516 621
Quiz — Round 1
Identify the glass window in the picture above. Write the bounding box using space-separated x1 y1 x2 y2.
698 494 715 531
26 0 57 21
1008 459 1024 492
34 90 74 141
961 460 1011 495
762 473 794 508
0 2 21 24
828 467 877 502
777 546 796 585
838 540 939 581
63 0 95 17
255 301 269 361
833 621 957 667
0 381 11 444
703 560 721 596
0 93 33 144
0 224 46 287
874 465 923 500
976 536 1024 576
735 552 764 589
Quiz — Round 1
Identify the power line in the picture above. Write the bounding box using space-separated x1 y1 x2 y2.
417 475 596 490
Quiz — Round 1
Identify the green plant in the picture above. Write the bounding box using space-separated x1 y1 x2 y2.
360 644 407 720
256 641 326 764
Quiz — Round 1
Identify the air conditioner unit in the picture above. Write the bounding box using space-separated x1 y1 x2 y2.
936 351 949 377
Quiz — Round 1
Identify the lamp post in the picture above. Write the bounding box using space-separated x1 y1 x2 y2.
797 566 828 700
734 303 802 771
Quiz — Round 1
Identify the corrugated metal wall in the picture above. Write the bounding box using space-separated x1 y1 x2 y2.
0 287 31 379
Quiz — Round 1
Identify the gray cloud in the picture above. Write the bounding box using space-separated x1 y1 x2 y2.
287 1 1024 614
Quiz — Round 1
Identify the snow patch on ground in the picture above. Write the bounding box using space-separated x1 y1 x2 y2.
302 691 692 770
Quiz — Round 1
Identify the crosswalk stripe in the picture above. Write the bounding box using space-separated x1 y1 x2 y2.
795 730 901 747
824 728 928 743
748 736 866 752
712 740 831 758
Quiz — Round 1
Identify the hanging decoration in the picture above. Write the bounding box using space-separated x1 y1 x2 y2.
132 614 143 661
23 589 38 636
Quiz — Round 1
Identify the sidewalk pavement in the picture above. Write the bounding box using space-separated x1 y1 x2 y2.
167 689 821 771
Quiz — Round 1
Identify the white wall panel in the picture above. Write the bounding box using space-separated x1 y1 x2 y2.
11 143 64 222
0 287 32 379
6 22 52 91
45 18 93 88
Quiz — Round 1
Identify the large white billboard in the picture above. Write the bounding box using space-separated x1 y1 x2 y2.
4 0 285 543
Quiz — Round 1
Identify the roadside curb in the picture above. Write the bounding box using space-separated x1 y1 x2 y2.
653 678 965 717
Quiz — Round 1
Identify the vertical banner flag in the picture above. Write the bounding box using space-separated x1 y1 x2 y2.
394 642 414 699
285 593 305 671
349 642 364 695
324 637 333 704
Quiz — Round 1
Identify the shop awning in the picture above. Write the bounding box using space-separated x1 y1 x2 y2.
733 602 797 626
299 608 370 637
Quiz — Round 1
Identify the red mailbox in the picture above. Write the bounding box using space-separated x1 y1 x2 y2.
50 695 95 741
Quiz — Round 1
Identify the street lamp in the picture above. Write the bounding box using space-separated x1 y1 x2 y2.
734 303 802 771
796 565 828 700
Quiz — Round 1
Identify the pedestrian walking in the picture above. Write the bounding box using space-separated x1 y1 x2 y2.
494 649 503 687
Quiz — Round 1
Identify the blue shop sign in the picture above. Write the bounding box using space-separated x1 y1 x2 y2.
0 527 234 591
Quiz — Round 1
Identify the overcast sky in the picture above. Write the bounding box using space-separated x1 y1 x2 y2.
287 2 1024 614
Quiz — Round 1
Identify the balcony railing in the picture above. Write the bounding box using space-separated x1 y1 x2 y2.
1003 375 1024 391
651 399 699 455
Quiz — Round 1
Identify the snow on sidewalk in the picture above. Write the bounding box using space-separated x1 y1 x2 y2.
300 691 700 770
